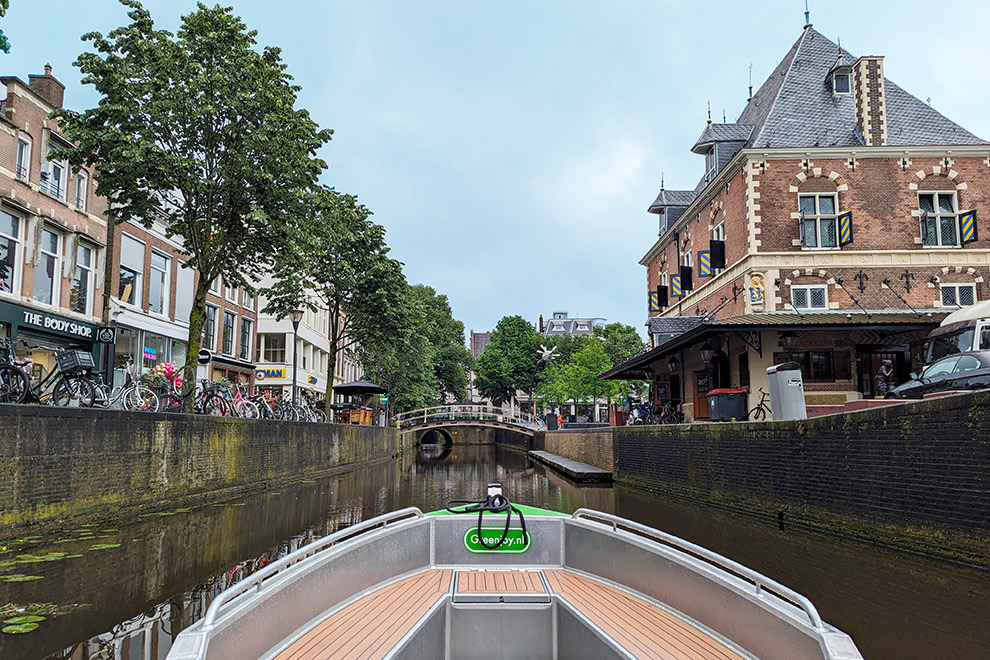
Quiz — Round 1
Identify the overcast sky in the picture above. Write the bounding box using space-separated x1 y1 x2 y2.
4 1 990 340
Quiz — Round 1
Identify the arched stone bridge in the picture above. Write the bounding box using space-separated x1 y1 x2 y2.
395 405 542 442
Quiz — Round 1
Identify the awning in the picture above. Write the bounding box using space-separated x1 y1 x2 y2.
601 311 946 381
332 380 387 395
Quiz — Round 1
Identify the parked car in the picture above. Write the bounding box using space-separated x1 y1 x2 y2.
886 351 990 399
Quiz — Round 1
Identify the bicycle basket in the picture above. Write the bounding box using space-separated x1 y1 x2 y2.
56 350 95 375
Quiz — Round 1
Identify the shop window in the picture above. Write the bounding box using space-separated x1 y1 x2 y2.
203 304 218 351
262 333 286 363
33 228 60 306
74 170 88 211
919 192 959 247
149 252 170 315
773 350 851 382
175 263 195 323
143 333 167 372
172 340 188 369
15 132 31 181
119 233 145 307
0 210 20 294
239 317 252 360
791 284 828 310
222 310 235 355
70 243 93 315
799 194 839 249
940 283 976 308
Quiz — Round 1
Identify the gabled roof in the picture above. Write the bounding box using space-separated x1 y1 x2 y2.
691 123 754 153
646 316 705 336
647 188 697 213
738 27 985 149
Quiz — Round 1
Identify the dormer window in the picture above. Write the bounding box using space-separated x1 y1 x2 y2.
833 71 851 95
705 146 717 181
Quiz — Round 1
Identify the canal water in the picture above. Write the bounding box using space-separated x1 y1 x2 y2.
2 445 987 660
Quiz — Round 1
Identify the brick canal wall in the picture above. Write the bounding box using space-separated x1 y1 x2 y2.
537 429 615 472
613 391 990 566
0 404 408 532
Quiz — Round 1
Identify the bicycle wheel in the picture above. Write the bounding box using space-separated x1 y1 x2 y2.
311 408 328 424
235 399 260 419
122 385 160 412
159 392 183 413
749 405 767 421
201 393 231 417
0 364 29 404
54 376 96 408
92 383 111 408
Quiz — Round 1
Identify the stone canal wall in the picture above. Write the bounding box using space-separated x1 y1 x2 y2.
536 429 614 472
0 404 407 532
613 391 990 566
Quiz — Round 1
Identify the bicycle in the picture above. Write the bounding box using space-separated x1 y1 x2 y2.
7 340 96 407
748 387 772 421
91 356 160 412
0 338 30 404
659 400 685 424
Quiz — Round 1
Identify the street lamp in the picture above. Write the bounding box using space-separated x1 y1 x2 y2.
700 342 716 363
288 308 304 407
666 355 680 372
779 331 798 352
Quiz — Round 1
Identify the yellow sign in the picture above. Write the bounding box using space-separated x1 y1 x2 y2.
256 367 285 379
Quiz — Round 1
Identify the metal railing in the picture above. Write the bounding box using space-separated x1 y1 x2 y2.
201 507 424 627
570 509 826 633
394 404 543 431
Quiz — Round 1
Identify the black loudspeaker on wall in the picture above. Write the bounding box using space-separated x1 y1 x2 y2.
709 240 726 269
656 285 669 308
679 265 693 292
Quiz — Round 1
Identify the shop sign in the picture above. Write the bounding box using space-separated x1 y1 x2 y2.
95 326 117 344
21 310 94 339
256 367 285 379
307 375 318 384
143 346 158 361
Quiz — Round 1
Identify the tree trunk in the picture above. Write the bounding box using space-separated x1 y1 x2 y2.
325 333 338 421
183 273 210 413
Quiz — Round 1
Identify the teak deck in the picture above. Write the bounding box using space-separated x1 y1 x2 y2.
273 568 746 660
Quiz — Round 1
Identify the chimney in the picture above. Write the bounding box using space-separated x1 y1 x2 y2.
538 314 544 333
853 56 887 146
28 63 65 109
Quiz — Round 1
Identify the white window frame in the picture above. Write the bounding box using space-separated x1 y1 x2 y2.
919 192 960 248
833 71 851 95
661 271 669 286
203 304 219 351
242 288 253 309
712 222 726 242
224 280 238 303
799 193 840 250
70 242 94 316
40 133 68 201
222 309 236 355
34 227 61 306
239 317 253 360
15 132 31 181
704 146 717 181
0 210 21 296
683 251 692 268
209 276 220 294
791 284 829 310
940 283 977 308
148 251 170 316
74 170 88 212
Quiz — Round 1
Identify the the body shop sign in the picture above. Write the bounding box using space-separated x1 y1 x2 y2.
22 310 94 339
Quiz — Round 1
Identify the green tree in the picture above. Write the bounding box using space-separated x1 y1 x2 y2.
548 340 620 415
52 0 331 406
474 316 541 406
0 1 10 54
407 284 473 401
265 188 406 416
594 323 648 401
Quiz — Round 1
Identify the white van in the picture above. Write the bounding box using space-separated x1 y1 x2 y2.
925 300 990 364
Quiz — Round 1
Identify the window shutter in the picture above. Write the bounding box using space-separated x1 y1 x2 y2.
31 218 43 266
657 285 669 308
838 211 853 246
698 251 712 277
648 291 660 312
63 234 77 278
960 210 978 244
679 265 693 292
709 240 726 269
670 275 682 297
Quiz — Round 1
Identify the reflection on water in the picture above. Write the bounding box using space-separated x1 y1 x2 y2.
0 445 984 660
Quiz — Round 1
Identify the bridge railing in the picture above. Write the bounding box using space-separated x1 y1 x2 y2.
394 405 544 431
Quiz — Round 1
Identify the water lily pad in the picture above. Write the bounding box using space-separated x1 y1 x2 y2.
102 529 118 533
2 622 39 633
4 615 44 624
15 556 44 564
1 574 44 582
88 543 121 550
0 561 17 568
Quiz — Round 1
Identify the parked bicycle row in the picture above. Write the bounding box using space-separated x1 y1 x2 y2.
0 339 326 422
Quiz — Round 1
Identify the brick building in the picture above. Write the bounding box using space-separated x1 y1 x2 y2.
605 27 990 420
0 67 108 376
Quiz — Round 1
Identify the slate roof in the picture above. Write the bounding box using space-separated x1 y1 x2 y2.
646 316 705 335
738 27 986 148
647 188 697 213
691 123 754 153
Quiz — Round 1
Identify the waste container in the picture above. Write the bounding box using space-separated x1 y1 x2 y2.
765 361 807 420
707 388 748 421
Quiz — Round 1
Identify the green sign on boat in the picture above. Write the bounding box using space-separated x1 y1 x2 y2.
463 527 531 554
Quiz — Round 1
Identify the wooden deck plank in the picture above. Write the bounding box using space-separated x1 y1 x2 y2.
273 569 451 660
544 570 746 660
456 570 545 594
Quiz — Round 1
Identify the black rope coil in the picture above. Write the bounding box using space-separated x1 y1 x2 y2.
446 489 527 550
